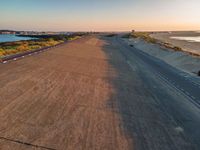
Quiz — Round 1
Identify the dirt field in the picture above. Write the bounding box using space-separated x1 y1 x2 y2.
0 36 133 150
0 36 198 150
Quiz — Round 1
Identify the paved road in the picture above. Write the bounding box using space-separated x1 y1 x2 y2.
0 35 199 150
114 36 200 149
118 37 200 106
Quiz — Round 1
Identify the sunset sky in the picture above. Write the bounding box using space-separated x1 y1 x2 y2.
0 0 200 31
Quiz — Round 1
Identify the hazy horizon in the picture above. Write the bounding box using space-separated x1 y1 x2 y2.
1 0 200 32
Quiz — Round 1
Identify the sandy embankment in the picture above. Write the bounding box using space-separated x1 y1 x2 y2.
151 31 200 56
124 35 200 75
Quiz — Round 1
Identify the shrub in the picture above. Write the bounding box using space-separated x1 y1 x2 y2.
131 32 157 44
6 50 18 55
0 51 4 57
16 44 30 51
30 45 42 50
38 42 51 47
0 48 6 57
68 36 81 41
173 46 182 51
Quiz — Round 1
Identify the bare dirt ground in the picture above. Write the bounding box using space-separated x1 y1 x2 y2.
0 36 132 150
0 36 198 150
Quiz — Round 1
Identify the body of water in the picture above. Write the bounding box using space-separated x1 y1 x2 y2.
0 34 35 43
170 36 200 42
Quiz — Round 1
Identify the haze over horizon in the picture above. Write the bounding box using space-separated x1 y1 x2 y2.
0 0 200 32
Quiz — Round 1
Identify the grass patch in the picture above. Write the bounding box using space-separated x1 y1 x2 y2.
130 32 157 44
0 33 84 58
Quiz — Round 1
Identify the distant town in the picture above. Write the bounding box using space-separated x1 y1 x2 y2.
0 30 71 35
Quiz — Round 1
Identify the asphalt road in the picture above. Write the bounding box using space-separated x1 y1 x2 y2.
0 35 200 150
114 36 200 149
118 37 200 106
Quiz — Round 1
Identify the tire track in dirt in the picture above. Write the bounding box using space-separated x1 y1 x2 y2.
0 136 56 150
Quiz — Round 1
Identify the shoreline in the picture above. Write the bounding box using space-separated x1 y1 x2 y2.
0 33 85 61
150 31 200 57
0 41 67 63
0 36 84 63
123 35 200 76
0 34 36 43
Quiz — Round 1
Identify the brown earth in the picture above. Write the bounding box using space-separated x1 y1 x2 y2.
0 36 133 150
0 36 197 150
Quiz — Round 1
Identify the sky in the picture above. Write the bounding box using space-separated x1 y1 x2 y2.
0 0 200 31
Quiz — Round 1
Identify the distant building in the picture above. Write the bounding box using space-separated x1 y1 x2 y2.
0 30 69 36
0 31 16 35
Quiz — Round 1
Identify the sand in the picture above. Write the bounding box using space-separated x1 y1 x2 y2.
150 31 200 56
0 36 133 150
124 37 200 75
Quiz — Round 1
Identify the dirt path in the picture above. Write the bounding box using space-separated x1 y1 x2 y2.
0 36 132 150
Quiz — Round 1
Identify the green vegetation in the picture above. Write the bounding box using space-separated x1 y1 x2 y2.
173 46 182 51
128 32 200 58
0 34 82 58
129 32 184 52
162 42 183 52
130 32 157 44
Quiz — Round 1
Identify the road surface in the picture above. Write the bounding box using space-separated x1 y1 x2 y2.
0 35 199 150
